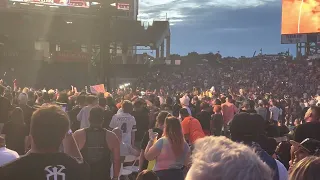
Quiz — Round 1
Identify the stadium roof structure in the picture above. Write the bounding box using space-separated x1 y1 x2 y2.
0 10 170 50
110 20 170 49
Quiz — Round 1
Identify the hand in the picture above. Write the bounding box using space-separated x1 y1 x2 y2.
149 129 158 141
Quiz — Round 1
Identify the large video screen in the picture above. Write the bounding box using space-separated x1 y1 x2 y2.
282 0 320 34
9 0 91 8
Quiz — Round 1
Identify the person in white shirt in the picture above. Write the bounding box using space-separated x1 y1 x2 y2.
275 159 288 180
269 100 281 122
109 100 137 146
77 95 98 129
180 95 192 115
0 136 19 166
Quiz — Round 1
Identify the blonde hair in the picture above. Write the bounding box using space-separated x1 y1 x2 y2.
290 156 320 180
164 117 185 157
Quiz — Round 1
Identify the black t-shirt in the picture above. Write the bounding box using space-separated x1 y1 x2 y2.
19 104 36 134
102 109 114 130
140 128 163 170
0 96 11 124
0 153 89 180
2 122 28 155
196 111 211 132
132 109 150 143
68 105 82 132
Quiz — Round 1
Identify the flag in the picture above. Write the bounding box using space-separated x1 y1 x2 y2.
90 84 105 94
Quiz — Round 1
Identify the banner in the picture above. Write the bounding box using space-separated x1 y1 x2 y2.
117 3 130 10
281 34 307 44
90 84 105 94
52 51 90 62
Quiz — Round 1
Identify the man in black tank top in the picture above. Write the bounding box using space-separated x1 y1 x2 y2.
74 106 121 180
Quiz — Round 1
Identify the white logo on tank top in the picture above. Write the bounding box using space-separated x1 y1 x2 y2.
44 165 66 180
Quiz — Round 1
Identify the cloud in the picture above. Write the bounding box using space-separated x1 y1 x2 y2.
138 0 293 57
138 0 279 25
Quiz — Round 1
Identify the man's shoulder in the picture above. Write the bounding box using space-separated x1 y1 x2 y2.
0 153 89 180
0 154 29 170
2 148 19 157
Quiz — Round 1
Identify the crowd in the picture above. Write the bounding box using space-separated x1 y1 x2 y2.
0 58 320 180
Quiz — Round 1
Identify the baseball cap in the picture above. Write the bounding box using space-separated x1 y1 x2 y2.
293 122 320 143
230 113 265 142
290 138 320 155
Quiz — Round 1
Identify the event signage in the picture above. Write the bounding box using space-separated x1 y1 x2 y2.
7 0 90 8
3 51 19 57
117 3 129 10
281 34 307 44
52 51 90 62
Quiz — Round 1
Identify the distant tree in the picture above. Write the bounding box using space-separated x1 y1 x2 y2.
183 51 200 65
170 54 181 60
187 52 199 57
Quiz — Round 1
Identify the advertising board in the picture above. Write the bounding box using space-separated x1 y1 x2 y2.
281 34 307 44
8 0 90 8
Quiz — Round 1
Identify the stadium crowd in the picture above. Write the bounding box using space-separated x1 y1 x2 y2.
0 58 320 180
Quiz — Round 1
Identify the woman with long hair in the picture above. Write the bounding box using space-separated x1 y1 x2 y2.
144 117 190 180
139 111 169 171
290 156 320 180
1 107 28 155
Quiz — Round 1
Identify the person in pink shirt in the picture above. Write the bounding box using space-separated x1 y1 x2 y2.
221 95 237 135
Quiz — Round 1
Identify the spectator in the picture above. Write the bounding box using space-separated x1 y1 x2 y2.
256 100 268 120
179 95 192 115
0 105 89 180
136 170 159 180
240 100 257 113
139 111 169 171
196 102 212 135
310 106 320 122
186 136 272 180
270 100 281 123
211 105 223 136
68 95 86 132
1 107 28 155
230 113 287 180
180 108 205 145
0 136 19 166
73 106 120 180
132 99 150 146
276 141 291 169
0 85 11 133
289 138 320 171
221 95 237 134
106 96 118 115
144 117 190 180
160 97 173 114
109 100 137 146
17 92 36 134
172 96 182 117
77 95 98 129
290 156 320 180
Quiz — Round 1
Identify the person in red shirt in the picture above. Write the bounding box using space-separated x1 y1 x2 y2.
221 95 237 136
180 108 205 145
221 95 238 124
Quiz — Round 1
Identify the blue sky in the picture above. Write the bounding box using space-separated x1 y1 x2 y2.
138 0 295 57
